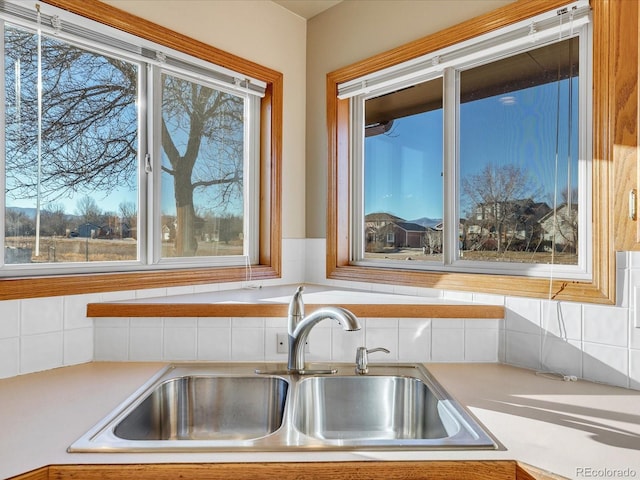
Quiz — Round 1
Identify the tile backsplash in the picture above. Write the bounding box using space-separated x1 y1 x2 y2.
1 238 639 391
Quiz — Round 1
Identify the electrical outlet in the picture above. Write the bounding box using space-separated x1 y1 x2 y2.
276 333 288 353
276 333 309 353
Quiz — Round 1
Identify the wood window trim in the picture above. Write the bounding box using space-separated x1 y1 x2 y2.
0 0 282 300
326 0 618 305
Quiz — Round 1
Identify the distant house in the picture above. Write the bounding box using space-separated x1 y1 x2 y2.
365 212 406 246
464 199 551 250
76 223 102 239
539 204 578 252
378 221 427 248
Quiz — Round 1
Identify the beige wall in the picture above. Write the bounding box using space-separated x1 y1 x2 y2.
103 0 308 239
305 0 514 238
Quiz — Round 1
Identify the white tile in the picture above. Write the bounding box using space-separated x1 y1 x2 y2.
617 262 630 308
367 318 397 329
20 332 63 374
498 330 506 363
130 317 163 328
630 319 640 350
0 338 19 379
306 327 332 362
232 317 264 328
398 328 431 362
464 319 500 330
628 251 640 268
617 251 630 269
583 304 628 347
94 327 129 361
630 349 640 390
63 294 99 330
472 293 505 306
539 301 582 341
582 342 628 388
399 318 431 330
442 290 474 302
465 329 499 362
265 317 287 329
505 331 541 370
163 327 197 361
231 328 264 361
21 297 64 335
64 328 94 365
331 328 365 362
197 328 231 361
164 317 197 328
432 329 464 362
135 288 168 299
540 336 582 378
365 328 398 360
100 290 136 302
94 317 130 328
432 319 463 329
130 328 163 361
198 317 231 328
505 297 541 335
0 300 20 338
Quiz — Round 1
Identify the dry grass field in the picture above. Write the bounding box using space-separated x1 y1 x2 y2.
5 236 243 263
365 247 578 265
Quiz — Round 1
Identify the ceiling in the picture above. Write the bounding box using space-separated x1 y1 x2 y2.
272 0 342 19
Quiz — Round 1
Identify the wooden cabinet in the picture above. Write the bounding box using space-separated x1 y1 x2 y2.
611 0 640 251
10 462 562 480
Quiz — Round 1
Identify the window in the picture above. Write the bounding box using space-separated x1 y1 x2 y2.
0 0 266 276
0 0 281 298
347 4 589 279
327 0 616 303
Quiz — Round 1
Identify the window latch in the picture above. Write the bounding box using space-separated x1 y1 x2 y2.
144 153 152 174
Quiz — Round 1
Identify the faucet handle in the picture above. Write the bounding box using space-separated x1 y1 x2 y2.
355 346 390 375
287 286 305 333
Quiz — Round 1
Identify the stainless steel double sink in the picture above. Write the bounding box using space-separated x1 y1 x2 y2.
69 363 496 452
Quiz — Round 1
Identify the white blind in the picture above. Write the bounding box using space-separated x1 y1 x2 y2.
338 0 590 100
0 0 267 97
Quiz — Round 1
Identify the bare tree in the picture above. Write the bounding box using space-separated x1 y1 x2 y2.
462 164 540 253
161 74 244 256
5 26 243 256
76 196 102 225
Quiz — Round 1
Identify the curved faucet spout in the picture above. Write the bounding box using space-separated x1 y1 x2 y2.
288 306 361 372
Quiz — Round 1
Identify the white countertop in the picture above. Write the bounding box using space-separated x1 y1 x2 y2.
1 362 639 480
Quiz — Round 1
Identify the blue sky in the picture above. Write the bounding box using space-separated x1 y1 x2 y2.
364 78 579 221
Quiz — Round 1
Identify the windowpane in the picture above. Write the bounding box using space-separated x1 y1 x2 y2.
363 77 444 262
4 25 139 265
458 38 579 265
160 73 245 259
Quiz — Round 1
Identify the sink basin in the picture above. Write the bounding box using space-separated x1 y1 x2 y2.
293 375 449 441
114 375 288 441
68 363 496 452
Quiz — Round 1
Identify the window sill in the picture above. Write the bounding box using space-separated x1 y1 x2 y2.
87 283 504 319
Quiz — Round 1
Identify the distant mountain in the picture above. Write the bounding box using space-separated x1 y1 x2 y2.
6 206 37 219
409 217 442 228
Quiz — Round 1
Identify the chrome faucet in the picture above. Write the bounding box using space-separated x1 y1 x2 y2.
287 285 361 373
